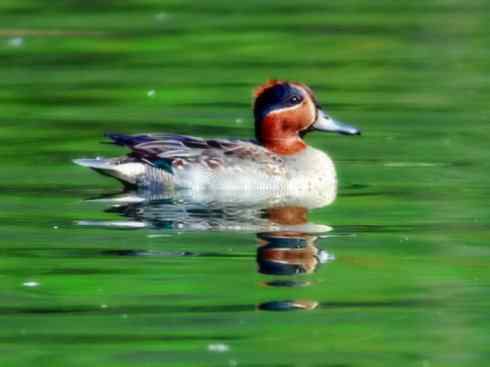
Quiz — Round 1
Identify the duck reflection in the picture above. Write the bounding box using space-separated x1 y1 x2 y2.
255 207 334 311
81 191 332 233
81 191 336 311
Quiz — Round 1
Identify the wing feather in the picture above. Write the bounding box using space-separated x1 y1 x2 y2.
106 133 284 173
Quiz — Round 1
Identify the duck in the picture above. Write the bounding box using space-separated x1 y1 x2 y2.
74 80 360 208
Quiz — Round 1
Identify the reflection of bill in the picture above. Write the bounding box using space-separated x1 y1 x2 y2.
258 300 319 311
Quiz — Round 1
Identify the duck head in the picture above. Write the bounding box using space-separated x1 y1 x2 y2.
253 80 360 155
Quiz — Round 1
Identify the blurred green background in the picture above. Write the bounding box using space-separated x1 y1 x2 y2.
1 1 490 366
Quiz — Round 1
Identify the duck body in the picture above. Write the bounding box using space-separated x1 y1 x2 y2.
75 80 359 208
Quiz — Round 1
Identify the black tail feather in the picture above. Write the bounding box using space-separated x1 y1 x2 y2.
105 133 153 147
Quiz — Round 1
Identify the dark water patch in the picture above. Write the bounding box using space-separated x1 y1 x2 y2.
119 58 346 70
345 103 466 113
341 190 457 200
1 1 161 15
0 186 104 198
122 22 479 41
341 191 385 198
46 267 135 275
7 1 489 17
344 184 370 190
97 58 483 81
5 55 467 79
158 2 490 15
0 52 129 68
61 0 162 13
3 79 254 90
0 247 253 263
99 249 252 259
0 298 435 318
0 304 253 316
264 280 311 288
7 118 242 136
342 159 475 167
318 299 436 308
100 249 183 257
175 101 248 109
0 218 76 230
0 94 120 107
220 24 426 38
0 333 241 345
335 223 490 234
0 266 135 277
1 6 47 16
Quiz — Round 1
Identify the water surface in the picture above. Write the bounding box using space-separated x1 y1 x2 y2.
1 1 490 366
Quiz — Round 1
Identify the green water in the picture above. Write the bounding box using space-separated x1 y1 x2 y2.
1 1 490 366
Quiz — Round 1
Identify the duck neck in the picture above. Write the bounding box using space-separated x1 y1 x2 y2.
256 114 307 155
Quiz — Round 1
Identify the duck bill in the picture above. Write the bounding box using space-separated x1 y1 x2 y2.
313 110 361 135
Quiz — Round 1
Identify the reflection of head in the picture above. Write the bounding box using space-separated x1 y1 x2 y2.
257 232 326 275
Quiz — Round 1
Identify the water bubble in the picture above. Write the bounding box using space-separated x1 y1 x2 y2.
317 250 335 263
147 234 172 238
208 343 230 353
147 89 156 98
155 12 169 22
22 281 39 288
7 37 23 48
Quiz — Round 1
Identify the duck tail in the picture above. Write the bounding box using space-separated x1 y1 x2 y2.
73 158 145 188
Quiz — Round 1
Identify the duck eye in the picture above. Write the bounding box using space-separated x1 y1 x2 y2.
288 95 302 105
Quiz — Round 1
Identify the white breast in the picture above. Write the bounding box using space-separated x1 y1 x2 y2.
282 147 337 208
172 146 337 208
